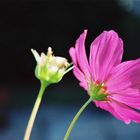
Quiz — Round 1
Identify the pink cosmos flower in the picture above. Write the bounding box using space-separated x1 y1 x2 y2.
69 30 140 124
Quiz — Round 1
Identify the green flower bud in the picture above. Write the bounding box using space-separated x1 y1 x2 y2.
31 47 73 84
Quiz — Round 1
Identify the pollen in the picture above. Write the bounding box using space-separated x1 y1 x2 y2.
101 83 107 92
94 81 107 95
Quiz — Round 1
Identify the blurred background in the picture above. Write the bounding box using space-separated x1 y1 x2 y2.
0 0 140 140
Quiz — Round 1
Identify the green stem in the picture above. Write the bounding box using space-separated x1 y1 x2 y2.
64 97 93 140
23 81 48 140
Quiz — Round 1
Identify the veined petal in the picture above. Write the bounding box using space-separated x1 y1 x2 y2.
109 100 140 123
75 30 90 80
69 46 88 90
111 94 140 110
95 99 140 124
106 58 140 93
69 47 77 65
73 67 88 90
73 67 85 83
94 100 130 124
79 82 88 90
89 30 123 83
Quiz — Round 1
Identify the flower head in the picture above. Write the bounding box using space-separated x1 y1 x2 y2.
32 47 72 84
69 30 140 124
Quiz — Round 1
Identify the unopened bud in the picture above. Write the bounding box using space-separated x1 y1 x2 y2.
31 47 72 84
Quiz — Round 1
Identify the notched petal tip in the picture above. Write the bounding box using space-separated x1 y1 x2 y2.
102 30 120 39
103 30 116 33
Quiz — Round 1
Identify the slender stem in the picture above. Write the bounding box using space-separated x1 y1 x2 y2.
23 81 48 140
64 66 74 75
64 97 93 140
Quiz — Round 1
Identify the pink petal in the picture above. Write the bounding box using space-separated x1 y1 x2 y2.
75 30 90 80
95 99 140 124
69 47 83 82
73 67 88 90
69 46 88 90
111 94 140 110
94 100 130 124
109 100 140 123
79 82 88 90
106 59 140 93
89 30 123 83
69 47 77 65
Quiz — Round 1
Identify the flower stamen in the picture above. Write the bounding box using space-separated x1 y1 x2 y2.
89 81 108 101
